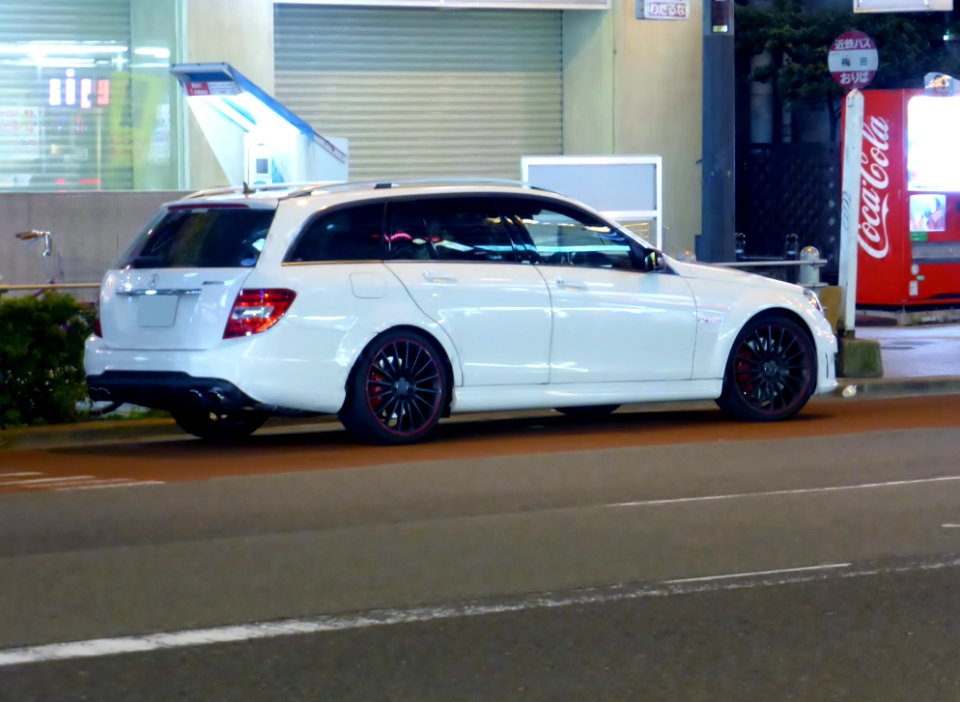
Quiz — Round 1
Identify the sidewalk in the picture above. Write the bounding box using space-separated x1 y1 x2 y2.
3 321 960 450
843 321 960 397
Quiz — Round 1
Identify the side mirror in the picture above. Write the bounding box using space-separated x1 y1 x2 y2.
641 249 666 273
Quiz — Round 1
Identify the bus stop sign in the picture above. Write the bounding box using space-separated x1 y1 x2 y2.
829 30 879 90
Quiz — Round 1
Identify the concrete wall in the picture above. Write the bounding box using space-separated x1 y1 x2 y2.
0 192 186 301
181 0 276 189
563 0 703 256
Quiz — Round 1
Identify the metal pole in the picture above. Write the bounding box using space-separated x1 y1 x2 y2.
838 89 864 336
700 0 736 263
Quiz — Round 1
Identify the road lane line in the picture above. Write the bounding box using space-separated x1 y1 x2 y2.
4 556 960 668
0 472 42 478
942 524 960 529
662 563 851 585
56 480 166 491
0 476 95 487
607 475 960 508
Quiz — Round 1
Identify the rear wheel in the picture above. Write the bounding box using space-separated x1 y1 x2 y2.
172 409 267 441
339 330 447 445
716 314 817 422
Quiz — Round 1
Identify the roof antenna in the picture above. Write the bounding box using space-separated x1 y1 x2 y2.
242 181 255 195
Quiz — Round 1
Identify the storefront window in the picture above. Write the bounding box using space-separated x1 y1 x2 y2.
0 0 179 191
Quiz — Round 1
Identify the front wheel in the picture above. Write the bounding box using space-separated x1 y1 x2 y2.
171 409 267 441
716 315 817 422
339 330 447 445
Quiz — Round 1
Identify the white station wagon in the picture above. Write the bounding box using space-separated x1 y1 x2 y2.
85 181 838 444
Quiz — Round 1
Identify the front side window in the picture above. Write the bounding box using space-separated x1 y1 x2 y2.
500 198 634 271
118 206 275 269
286 203 384 262
387 197 517 263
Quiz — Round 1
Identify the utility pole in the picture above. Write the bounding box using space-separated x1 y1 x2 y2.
699 0 736 262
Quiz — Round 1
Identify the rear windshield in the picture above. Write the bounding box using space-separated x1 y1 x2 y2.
117 206 276 269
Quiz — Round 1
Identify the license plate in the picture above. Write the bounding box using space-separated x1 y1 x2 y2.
137 294 179 327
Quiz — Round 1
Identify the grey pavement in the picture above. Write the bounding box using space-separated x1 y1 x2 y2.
2 320 959 449
847 320 960 397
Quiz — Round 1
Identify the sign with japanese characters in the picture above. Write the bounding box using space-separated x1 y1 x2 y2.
828 30 879 90
637 0 689 19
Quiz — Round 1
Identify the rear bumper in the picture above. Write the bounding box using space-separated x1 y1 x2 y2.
86 371 258 411
86 371 313 416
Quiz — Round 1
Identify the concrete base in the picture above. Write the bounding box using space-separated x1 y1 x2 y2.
858 307 960 326
838 335 883 379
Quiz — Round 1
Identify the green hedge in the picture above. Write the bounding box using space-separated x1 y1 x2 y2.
0 293 94 427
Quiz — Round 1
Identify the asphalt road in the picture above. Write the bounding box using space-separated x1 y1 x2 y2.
2 395 960 700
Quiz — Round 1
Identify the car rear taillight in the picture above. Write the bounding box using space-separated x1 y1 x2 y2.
224 289 296 339
93 299 102 337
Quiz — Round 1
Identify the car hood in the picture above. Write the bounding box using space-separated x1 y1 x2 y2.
668 258 804 295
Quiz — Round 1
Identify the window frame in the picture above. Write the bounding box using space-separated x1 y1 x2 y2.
383 194 523 265
283 201 388 264
493 194 648 272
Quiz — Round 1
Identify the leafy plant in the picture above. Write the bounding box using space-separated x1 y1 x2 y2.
0 293 94 427
736 0 960 141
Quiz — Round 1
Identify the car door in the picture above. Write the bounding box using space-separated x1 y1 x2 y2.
383 195 552 386
498 195 699 384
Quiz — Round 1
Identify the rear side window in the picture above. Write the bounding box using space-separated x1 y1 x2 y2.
386 197 517 263
119 206 275 269
286 203 384 262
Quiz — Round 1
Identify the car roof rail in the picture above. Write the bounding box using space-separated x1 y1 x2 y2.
282 177 555 200
183 182 340 200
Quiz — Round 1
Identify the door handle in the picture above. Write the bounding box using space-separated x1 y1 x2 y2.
422 272 457 284
555 277 587 291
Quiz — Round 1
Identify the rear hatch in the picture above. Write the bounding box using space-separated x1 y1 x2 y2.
100 201 277 350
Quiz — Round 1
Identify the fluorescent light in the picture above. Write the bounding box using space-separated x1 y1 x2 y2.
134 47 171 59
855 0 953 12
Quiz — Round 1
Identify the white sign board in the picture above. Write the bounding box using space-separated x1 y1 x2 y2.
637 0 689 19
854 0 952 11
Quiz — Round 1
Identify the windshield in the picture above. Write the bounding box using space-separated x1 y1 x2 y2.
116 205 276 269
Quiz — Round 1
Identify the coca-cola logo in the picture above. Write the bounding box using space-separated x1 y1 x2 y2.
859 115 891 260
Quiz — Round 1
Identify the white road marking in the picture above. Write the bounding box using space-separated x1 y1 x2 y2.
3 556 959 668
942 524 960 529
0 476 95 487
57 480 165 491
663 563 851 584
0 472 42 478
608 475 960 508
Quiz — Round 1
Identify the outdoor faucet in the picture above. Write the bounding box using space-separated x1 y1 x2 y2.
15 229 53 257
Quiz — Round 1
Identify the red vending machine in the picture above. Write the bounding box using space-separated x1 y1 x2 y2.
848 89 960 308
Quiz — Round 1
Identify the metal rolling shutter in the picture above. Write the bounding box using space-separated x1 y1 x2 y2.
0 0 132 190
274 5 562 181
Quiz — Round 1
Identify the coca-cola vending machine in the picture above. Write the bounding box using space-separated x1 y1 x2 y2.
846 89 960 308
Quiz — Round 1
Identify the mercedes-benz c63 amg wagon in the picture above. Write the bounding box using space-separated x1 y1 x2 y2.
85 181 838 444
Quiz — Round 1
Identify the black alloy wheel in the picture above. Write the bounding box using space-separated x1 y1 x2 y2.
716 314 817 422
171 409 267 441
340 330 447 445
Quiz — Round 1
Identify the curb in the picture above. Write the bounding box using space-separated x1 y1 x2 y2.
836 375 960 399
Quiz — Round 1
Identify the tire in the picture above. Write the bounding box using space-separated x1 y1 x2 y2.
339 330 448 445
716 314 817 422
171 409 267 441
555 404 620 419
